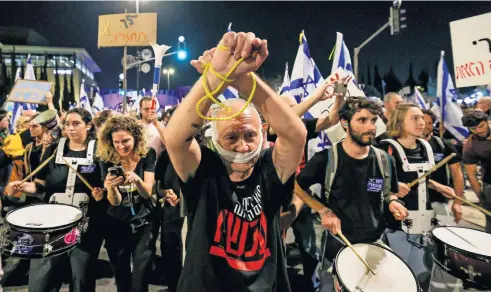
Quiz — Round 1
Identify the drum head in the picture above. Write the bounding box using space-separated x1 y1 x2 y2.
432 226 491 257
336 243 419 292
6 204 83 229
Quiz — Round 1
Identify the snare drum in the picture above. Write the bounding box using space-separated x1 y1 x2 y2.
1 204 85 258
333 243 420 292
431 226 491 290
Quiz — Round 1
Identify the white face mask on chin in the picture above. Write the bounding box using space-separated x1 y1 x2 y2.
211 121 263 164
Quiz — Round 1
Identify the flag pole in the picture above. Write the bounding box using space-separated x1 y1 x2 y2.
123 45 127 114
122 9 128 114
439 51 444 139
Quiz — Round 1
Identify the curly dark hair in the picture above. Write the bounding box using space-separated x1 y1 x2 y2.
338 96 383 123
421 109 437 123
462 110 488 127
96 115 147 163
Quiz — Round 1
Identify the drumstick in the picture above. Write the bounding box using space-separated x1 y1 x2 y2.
62 158 94 192
337 231 376 275
294 182 377 275
407 153 457 188
443 190 491 217
444 227 478 248
21 152 56 183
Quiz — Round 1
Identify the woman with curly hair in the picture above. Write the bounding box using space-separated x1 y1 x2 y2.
96 115 157 292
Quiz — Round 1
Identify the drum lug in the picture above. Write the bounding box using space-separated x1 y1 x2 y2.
431 217 439 226
460 265 481 283
79 217 89 233
403 218 413 228
43 243 53 257
44 232 50 243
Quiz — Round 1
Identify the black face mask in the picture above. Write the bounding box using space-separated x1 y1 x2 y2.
348 123 375 147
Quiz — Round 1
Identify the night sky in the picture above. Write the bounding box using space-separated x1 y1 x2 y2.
1 1 490 91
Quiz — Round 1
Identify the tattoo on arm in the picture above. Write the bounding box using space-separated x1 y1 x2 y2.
184 123 201 142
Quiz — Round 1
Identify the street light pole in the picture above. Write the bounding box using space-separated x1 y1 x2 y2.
162 68 174 91
353 22 390 81
167 72 170 90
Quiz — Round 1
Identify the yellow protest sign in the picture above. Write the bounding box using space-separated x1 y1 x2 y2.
98 13 157 47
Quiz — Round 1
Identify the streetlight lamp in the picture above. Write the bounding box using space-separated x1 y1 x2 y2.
162 68 175 90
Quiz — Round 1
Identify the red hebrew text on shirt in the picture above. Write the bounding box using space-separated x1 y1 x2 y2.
209 185 271 271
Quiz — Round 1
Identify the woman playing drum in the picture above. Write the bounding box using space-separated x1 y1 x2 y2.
9 108 106 292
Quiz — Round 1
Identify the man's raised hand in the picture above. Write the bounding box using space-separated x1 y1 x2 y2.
211 31 268 80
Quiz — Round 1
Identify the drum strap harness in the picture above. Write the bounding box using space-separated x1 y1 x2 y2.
382 138 435 213
53 138 95 209
382 138 437 245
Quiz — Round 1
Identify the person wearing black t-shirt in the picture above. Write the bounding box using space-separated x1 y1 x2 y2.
295 97 407 291
269 78 347 291
155 150 184 292
10 108 106 292
165 32 306 292
422 109 464 224
377 104 457 291
96 115 158 292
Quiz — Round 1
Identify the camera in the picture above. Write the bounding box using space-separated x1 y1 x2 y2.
108 166 125 179
334 82 348 95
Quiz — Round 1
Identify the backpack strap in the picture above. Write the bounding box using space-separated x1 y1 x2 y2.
371 146 392 203
323 143 338 203
432 136 451 185
433 136 445 152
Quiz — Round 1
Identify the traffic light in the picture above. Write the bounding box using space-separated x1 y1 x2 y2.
118 79 123 90
177 36 187 60
390 4 407 36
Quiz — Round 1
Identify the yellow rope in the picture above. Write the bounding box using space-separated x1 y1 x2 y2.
195 45 257 121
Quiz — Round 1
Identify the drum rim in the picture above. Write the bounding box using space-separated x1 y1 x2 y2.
431 226 491 260
334 242 421 291
5 203 83 231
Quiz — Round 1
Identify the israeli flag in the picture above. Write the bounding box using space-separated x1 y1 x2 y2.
92 87 105 114
9 55 37 133
436 51 469 141
289 31 323 104
320 32 385 148
413 87 428 110
79 80 94 115
279 62 290 95
331 32 353 74
288 31 332 160
24 55 36 81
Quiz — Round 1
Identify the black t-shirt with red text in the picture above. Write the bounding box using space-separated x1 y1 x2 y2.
177 146 294 292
